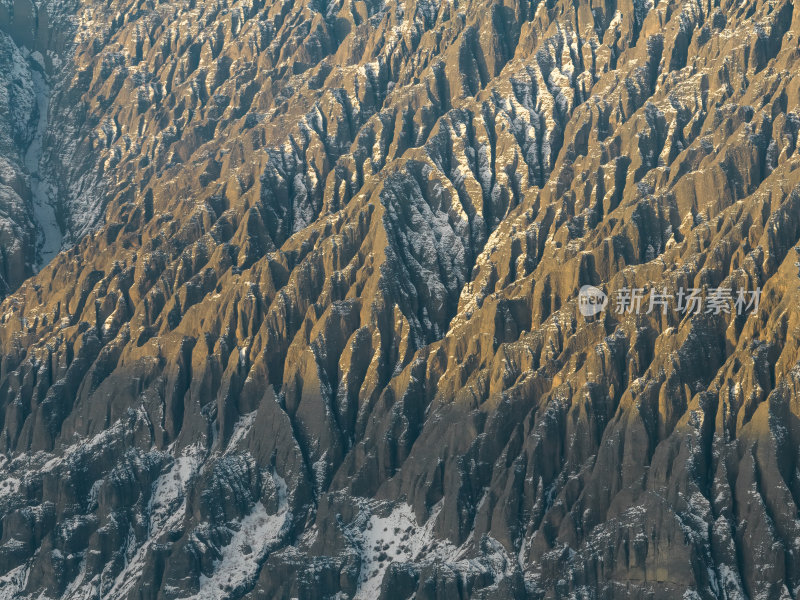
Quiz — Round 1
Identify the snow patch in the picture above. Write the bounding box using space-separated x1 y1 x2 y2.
187 471 290 600
224 411 256 454
0 564 29 600
23 69 62 268
352 502 514 599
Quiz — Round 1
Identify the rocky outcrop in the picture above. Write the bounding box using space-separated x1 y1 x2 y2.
2 0 800 598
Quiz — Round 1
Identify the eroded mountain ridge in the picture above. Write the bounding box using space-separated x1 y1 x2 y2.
1 0 800 597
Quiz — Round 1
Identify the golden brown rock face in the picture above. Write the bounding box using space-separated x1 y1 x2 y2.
2 0 800 597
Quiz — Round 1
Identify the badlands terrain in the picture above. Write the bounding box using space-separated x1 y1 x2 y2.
2 0 800 597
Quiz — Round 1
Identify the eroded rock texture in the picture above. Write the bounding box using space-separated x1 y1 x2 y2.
2 0 800 598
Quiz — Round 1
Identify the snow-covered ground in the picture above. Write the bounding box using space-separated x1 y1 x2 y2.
0 564 30 600
0 29 64 279
352 502 515 599
190 472 290 600
23 67 62 268
354 503 444 599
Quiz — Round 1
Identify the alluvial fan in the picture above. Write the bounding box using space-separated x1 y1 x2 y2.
1 0 800 597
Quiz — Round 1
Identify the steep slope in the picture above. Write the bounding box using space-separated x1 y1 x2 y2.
0 0 102 297
0 29 40 297
2 0 800 598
